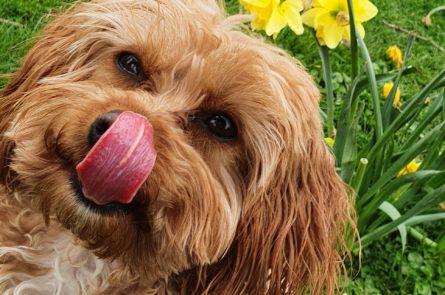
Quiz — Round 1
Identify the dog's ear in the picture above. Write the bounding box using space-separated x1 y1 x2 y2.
180 51 354 294
211 142 352 294
0 12 73 186
0 92 16 187
0 6 101 186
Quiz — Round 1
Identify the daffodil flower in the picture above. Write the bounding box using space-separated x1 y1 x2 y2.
240 0 304 37
302 0 378 48
386 45 403 68
397 160 421 177
383 82 401 107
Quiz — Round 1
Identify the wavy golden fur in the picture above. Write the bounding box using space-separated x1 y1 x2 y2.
0 0 354 294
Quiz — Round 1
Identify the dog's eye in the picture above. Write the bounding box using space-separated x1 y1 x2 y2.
116 53 142 78
201 113 237 141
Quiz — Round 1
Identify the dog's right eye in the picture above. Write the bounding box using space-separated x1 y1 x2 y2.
116 53 142 79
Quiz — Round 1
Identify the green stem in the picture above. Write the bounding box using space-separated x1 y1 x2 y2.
316 41 335 137
408 227 438 247
347 0 359 79
352 158 368 193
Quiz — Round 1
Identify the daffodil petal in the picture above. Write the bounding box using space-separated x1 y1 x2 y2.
316 27 326 45
282 0 304 34
316 11 336 27
285 13 304 35
251 17 268 31
242 0 275 31
323 24 345 48
302 7 326 28
353 0 378 22
284 0 304 11
265 5 287 36
344 22 365 40
317 0 343 11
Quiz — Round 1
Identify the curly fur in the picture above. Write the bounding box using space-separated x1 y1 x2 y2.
0 0 354 294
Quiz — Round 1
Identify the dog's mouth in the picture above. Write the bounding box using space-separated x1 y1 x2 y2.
70 170 139 215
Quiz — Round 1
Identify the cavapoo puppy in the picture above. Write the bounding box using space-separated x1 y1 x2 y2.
0 0 353 294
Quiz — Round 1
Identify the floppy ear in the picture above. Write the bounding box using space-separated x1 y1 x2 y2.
179 49 354 294
0 93 16 187
0 11 73 186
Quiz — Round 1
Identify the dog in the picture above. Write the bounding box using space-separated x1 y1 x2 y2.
0 0 354 294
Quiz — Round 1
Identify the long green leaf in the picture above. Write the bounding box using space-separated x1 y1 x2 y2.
399 92 443 151
379 201 407 251
357 32 383 140
405 213 445 226
341 102 364 183
334 77 360 164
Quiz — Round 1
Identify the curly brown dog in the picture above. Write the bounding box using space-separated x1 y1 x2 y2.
0 0 353 294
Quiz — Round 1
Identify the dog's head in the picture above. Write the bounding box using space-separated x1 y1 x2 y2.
0 0 353 293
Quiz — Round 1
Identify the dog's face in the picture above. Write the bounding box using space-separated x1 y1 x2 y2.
0 0 352 293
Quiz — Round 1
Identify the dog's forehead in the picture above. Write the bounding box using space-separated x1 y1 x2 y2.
75 0 222 46
70 0 306 128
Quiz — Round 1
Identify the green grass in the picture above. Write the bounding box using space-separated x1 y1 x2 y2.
347 222 445 294
0 1 67 73
1 1 445 294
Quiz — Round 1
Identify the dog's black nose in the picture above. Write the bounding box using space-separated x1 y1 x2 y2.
88 111 121 147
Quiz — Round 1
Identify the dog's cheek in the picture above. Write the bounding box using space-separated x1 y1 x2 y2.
148 144 242 266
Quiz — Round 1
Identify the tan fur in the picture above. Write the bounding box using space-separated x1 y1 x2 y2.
0 0 354 294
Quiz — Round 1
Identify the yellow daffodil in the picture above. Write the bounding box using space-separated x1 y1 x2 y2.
386 45 403 68
240 0 304 37
397 160 421 177
302 0 378 49
383 82 401 107
324 137 335 147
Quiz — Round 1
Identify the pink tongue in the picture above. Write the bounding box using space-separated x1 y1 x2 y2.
76 111 156 205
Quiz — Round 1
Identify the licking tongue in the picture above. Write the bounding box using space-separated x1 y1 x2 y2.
76 111 156 205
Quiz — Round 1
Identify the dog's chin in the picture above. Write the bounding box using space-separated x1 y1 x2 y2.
69 169 142 216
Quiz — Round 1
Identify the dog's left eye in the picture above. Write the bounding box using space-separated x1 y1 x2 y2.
116 53 142 78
